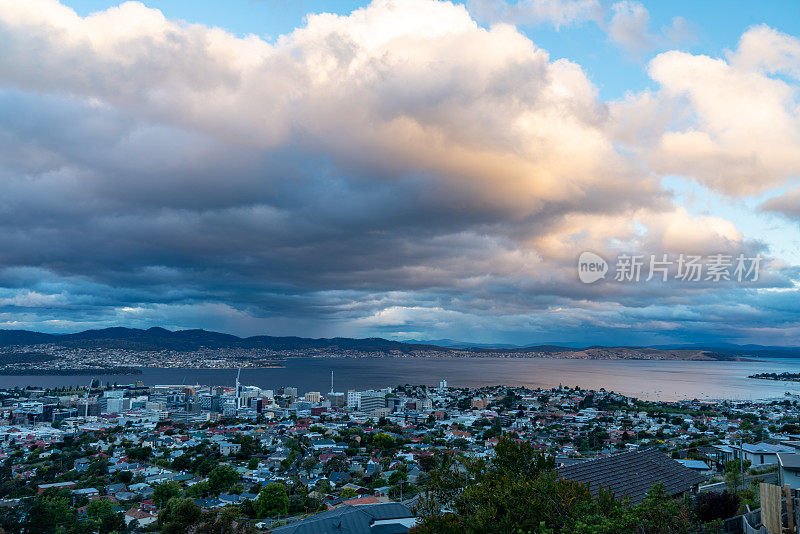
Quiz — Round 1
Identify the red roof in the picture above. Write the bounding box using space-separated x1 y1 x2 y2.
343 496 382 505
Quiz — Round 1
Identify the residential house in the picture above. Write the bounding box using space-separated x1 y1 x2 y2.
778 453 800 489
271 502 416 534
557 449 705 503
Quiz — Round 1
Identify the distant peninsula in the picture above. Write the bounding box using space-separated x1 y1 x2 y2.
748 372 800 382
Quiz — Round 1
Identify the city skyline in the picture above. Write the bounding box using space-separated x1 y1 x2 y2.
0 0 799 345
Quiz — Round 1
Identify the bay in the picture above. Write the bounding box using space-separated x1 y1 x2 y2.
4 356 800 401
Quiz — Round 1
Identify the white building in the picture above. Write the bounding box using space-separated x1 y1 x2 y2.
714 442 796 468
348 390 361 409
778 453 800 489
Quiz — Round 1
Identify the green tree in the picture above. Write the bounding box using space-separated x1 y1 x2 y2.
302 455 318 475
413 437 700 534
340 487 358 499
158 497 202 534
115 470 133 484
254 483 289 518
372 433 395 450
86 498 125 534
208 465 240 493
724 459 750 492
23 488 79 533
154 481 182 508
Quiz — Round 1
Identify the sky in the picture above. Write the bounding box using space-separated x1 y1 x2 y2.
0 0 799 345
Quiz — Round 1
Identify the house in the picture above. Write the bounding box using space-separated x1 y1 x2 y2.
74 458 90 473
105 483 127 495
328 471 351 486
713 442 796 468
778 453 800 489
271 502 416 534
71 488 100 500
195 497 225 509
311 439 336 451
38 481 75 494
675 459 712 475
740 443 796 467
557 449 705 503
218 441 241 456
124 509 158 527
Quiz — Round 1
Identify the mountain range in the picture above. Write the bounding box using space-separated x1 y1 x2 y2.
0 327 797 358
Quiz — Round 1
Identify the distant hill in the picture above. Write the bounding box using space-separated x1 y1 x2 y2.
0 327 448 352
0 327 797 359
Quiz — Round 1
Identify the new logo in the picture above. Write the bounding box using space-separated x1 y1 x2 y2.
578 252 608 284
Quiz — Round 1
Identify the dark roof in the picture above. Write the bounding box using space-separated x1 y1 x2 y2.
271 503 414 534
778 453 800 470
557 449 705 503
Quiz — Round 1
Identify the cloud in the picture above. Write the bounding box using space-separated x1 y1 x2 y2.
467 0 603 29
614 24 800 196
0 0 794 343
761 187 800 221
607 1 695 58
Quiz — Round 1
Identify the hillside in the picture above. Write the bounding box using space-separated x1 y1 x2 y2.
0 327 795 360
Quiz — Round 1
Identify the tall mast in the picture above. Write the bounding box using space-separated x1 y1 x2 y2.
85 378 93 418
235 367 242 410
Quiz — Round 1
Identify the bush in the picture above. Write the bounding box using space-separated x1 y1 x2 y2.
695 490 740 522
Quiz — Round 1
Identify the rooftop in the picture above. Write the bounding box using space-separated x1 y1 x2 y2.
557 449 705 503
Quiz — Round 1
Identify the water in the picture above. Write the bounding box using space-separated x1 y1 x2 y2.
3 357 800 401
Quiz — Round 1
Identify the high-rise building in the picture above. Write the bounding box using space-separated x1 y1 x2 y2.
347 390 361 409
199 395 222 413
304 391 321 403
359 390 386 413
328 392 346 408
106 397 130 413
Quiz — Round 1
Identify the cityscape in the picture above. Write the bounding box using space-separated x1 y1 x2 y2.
0 0 799 532
3 372 800 533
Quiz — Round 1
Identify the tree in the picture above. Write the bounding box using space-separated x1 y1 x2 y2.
323 455 350 475
188 480 212 498
492 438 554 478
302 455 318 475
372 433 395 450
154 481 182 508
316 480 332 495
411 457 433 475
115 470 133 484
695 490 740 522
413 437 702 534
340 488 358 499
158 497 202 534
23 488 79 533
255 483 289 518
388 470 407 486
86 498 125 534
724 459 750 492
126 446 152 462
247 457 259 470
208 465 240 493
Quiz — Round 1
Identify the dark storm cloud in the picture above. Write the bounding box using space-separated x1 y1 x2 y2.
0 0 796 344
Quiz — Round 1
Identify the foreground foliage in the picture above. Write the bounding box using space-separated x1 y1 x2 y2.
412 438 716 534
